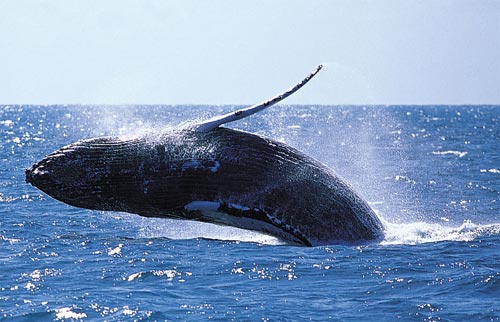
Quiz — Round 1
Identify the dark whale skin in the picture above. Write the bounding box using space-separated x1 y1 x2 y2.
26 127 384 246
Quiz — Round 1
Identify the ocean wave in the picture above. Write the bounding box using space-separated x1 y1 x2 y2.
381 219 500 245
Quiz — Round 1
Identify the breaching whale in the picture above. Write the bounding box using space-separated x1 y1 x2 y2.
25 65 385 246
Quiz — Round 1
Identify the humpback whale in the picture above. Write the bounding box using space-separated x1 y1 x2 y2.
25 65 385 246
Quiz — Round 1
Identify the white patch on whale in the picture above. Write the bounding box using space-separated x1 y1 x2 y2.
184 201 220 212
183 201 305 245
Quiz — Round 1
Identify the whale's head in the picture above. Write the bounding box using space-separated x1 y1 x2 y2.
25 138 122 210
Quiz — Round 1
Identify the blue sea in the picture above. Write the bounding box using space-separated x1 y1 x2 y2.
1 105 499 321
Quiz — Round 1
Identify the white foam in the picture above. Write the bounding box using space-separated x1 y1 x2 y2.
381 218 500 245
55 307 87 320
120 210 500 247
122 306 136 316
107 244 123 256
432 150 468 158
480 168 500 174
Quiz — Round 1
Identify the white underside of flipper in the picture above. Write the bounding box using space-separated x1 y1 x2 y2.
192 64 323 132
183 201 307 245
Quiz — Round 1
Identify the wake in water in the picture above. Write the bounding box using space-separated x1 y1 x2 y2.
380 218 500 245
125 211 500 247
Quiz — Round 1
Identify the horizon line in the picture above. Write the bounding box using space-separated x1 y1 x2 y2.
1 103 499 107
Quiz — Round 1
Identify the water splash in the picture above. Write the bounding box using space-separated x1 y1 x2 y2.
381 218 500 245
133 216 286 246
132 213 500 247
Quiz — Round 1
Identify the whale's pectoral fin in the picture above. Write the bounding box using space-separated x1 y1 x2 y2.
192 64 323 132
183 201 312 246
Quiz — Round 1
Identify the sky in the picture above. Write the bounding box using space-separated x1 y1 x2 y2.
1 0 500 105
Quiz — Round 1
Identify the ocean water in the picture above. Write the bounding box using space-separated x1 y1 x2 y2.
1 105 499 321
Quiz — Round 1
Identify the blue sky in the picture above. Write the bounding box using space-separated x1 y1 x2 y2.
1 0 499 105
